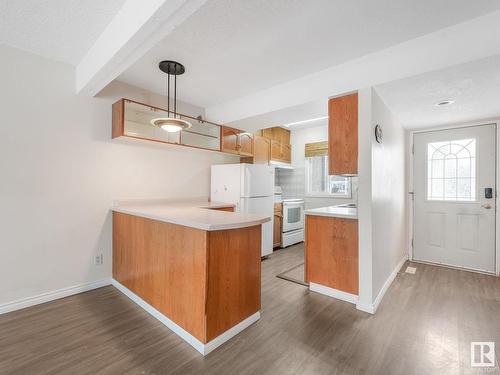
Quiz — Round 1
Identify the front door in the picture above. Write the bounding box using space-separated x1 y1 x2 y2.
413 124 496 273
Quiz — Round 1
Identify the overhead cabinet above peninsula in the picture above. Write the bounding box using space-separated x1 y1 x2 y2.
112 99 222 151
112 99 294 164
328 93 358 176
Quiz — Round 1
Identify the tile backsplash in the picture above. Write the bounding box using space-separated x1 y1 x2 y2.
276 168 358 209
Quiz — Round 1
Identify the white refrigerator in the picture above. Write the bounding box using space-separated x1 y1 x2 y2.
210 163 275 257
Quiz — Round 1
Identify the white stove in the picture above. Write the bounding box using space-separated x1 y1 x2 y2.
281 198 305 247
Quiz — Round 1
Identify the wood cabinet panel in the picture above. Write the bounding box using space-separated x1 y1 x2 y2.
238 132 254 156
112 99 124 138
242 135 270 164
270 139 282 161
221 126 240 155
262 127 290 144
305 215 358 294
113 212 208 341
281 143 291 163
328 93 358 175
206 226 261 341
253 135 270 164
273 214 282 248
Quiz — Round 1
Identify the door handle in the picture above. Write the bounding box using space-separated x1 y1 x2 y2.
481 204 492 209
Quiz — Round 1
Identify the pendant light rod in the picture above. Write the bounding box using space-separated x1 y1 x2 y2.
174 73 177 116
167 71 170 116
152 60 190 133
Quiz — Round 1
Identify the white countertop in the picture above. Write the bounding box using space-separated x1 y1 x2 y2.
111 199 270 231
305 205 358 220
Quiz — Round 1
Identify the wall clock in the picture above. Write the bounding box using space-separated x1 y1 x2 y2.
374 124 383 143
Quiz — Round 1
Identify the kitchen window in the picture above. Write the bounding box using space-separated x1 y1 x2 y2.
305 153 351 197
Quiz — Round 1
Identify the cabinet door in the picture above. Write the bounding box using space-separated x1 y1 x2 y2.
273 214 282 248
305 216 358 294
221 126 240 154
281 143 291 163
252 135 270 164
270 139 282 161
238 132 254 157
328 93 358 175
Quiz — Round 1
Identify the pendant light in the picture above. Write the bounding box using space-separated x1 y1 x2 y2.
151 60 192 133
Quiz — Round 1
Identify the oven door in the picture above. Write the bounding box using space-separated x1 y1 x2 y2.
283 201 304 233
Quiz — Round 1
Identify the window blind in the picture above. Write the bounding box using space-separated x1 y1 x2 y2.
304 141 328 157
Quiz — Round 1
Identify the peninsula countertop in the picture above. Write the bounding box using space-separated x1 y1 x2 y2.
305 205 358 220
111 199 270 231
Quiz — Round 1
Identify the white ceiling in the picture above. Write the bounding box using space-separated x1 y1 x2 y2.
229 99 327 131
375 54 500 129
117 0 500 108
0 0 125 65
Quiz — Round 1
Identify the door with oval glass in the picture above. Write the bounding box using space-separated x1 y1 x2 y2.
413 124 496 273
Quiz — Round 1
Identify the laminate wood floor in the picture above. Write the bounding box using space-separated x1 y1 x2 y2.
1 244 499 375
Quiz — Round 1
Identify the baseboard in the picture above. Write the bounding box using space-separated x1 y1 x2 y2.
356 254 408 315
309 282 358 304
0 278 112 315
111 279 260 356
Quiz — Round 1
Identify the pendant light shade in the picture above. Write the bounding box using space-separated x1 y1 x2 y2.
151 60 191 133
150 118 192 132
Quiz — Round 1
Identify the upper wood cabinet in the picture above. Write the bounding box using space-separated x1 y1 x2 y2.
112 99 221 152
252 135 271 164
264 127 291 164
221 126 254 156
270 139 282 161
221 126 240 154
238 132 254 156
328 93 358 175
262 127 290 145
282 143 291 163
270 139 291 164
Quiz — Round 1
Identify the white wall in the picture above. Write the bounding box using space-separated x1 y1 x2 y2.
357 87 406 312
0 46 238 306
277 123 358 209
370 90 407 298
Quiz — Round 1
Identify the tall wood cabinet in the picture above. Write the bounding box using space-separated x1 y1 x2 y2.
328 93 358 175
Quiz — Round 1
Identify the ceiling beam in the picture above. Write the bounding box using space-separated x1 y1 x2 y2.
206 10 500 123
76 0 207 96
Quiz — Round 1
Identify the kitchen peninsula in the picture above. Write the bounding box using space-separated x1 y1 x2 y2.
111 199 269 355
305 205 359 304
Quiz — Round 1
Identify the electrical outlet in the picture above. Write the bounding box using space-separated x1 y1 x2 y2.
94 254 103 266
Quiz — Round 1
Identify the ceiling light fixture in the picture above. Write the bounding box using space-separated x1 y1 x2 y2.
283 116 328 127
151 60 192 133
435 100 455 107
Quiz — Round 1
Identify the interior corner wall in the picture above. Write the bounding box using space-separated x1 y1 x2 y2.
0 45 239 307
370 90 407 299
357 87 407 311
356 87 374 309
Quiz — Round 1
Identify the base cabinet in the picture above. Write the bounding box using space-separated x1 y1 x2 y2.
305 215 358 294
113 212 261 343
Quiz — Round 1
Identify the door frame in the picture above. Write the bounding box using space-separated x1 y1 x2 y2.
408 120 499 276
